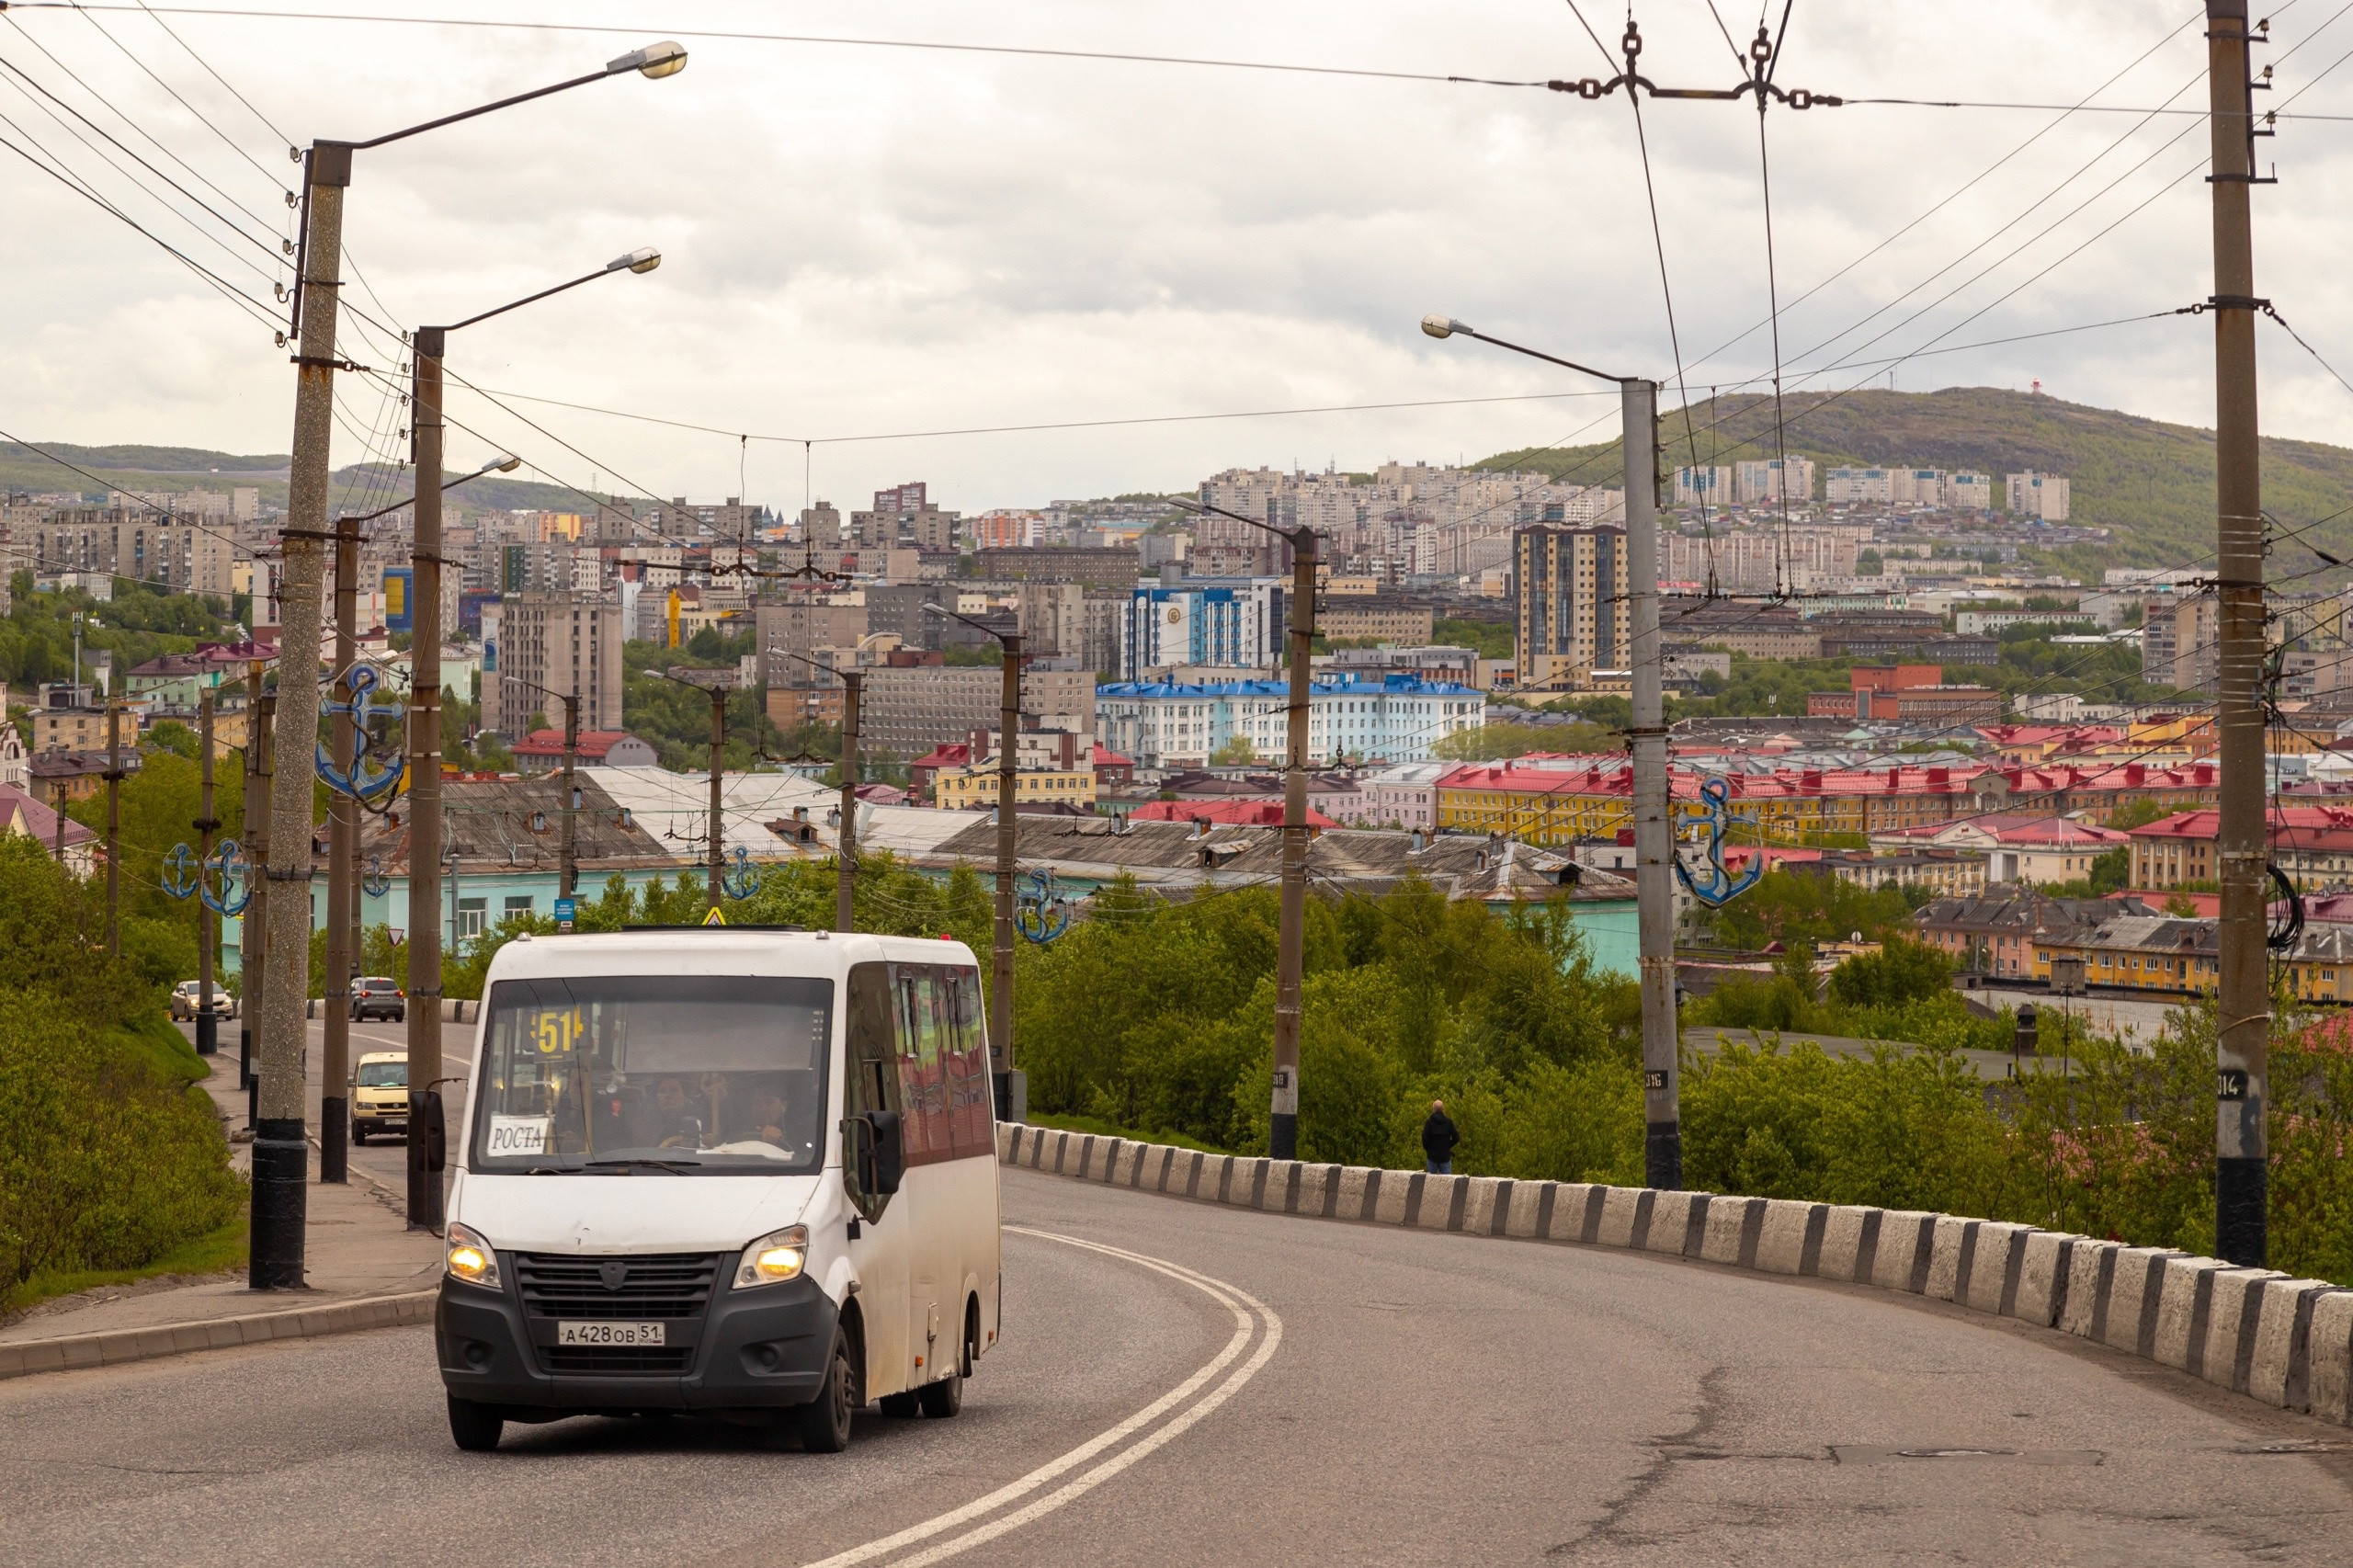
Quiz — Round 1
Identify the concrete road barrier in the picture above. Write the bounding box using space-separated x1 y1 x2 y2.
2305 1290 2353 1424
2010 1232 2076 1328
0 1289 434 1381
1816 1206 1881 1285
1871 1211 1937 1294
1964 1222 2034 1316
996 1123 2353 1432
1756 1200 1825 1277
1700 1198 1764 1268
2104 1248 2179 1359
1645 1191 1707 1258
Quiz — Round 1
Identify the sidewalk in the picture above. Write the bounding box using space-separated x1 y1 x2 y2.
0 1054 444 1376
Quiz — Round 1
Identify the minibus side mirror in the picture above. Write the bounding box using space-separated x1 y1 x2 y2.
868 1108 904 1195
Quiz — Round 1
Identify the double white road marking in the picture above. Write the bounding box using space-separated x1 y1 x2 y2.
802 1228 1282 1568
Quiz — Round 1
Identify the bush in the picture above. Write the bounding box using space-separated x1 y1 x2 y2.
0 991 244 1290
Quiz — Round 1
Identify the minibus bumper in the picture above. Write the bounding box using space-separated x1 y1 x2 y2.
436 1269 839 1415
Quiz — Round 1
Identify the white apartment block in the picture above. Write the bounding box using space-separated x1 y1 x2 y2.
1670 466 1734 511
2006 472 2071 521
1945 472 1995 510
1733 457 1814 506
1824 467 1895 506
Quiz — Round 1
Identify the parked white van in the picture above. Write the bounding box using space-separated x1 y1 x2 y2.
435 927 1002 1452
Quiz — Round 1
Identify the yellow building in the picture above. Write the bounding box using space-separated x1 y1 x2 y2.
934 766 1097 811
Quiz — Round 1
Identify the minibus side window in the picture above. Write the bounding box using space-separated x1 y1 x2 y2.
893 964 953 1165
845 962 898 1219
946 967 990 1156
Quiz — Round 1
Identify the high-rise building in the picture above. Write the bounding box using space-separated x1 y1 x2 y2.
1120 577 1290 677
483 592 623 736
1945 472 1995 511
1733 457 1814 506
1670 465 1733 511
858 661 1096 758
1824 467 1895 506
2006 472 2072 521
1515 525 1627 686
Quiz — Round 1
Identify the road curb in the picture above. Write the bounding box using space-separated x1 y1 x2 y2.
996 1122 2353 1431
0 1288 436 1381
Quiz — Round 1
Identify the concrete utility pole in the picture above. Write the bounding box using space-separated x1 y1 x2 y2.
2207 0 2269 1267
836 673 861 933
1418 313 1680 1186
104 699 121 956
1624 378 1679 1191
406 329 448 1233
195 693 220 1057
322 514 358 1185
1271 516 1314 1163
241 665 268 1100
706 682 727 911
254 138 350 1289
559 694 579 902
247 684 275 1133
993 631 1023 1117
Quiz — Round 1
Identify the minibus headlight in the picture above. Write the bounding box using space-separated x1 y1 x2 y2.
445 1221 500 1289
734 1224 809 1289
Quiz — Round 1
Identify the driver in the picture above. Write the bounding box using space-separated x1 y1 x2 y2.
642 1074 704 1148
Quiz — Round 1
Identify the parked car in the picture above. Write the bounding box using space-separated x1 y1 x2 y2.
170 981 237 1021
350 1051 408 1145
351 976 406 1023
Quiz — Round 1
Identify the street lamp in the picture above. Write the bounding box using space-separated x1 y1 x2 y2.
1165 494 1315 1161
922 601 1026 1123
399 259 661 1232
1421 309 1682 1190
254 46 685 1285
317 449 518 1190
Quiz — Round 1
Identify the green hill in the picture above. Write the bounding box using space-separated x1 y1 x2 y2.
1478 386 2353 574
0 443 634 518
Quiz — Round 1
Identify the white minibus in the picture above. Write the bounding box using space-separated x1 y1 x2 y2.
435 927 1003 1452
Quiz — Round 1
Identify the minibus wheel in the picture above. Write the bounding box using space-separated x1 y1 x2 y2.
798 1329 857 1453
447 1397 503 1452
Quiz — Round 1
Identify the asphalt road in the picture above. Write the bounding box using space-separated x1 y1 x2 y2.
7 1166 2352 1565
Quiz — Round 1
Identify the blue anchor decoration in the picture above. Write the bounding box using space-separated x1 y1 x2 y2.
722 845 762 901
315 664 408 802
160 842 199 900
201 840 251 916
362 856 392 899
1673 776 1767 909
1016 869 1072 944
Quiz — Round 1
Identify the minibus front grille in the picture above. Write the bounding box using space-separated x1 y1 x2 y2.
514 1253 722 1320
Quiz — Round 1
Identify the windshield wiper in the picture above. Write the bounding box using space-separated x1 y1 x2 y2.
584 1156 703 1174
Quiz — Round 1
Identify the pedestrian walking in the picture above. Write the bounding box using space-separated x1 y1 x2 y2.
1422 1099 1458 1175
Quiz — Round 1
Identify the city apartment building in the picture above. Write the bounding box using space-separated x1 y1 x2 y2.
1663 601 1821 659
1733 457 1815 506
483 592 622 736
755 596 869 682
30 506 234 596
973 545 1142 588
1096 676 1484 769
1121 577 1290 677
2130 805 2353 892
1659 526 1863 593
1317 598 1435 643
2006 472 2072 521
857 663 1096 761
1515 524 1627 687
2142 592 2219 692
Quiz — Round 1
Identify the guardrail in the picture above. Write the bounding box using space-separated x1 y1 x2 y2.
997 1124 2353 1426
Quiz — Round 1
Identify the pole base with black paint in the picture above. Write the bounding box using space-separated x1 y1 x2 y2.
992 1068 1027 1125
320 1096 348 1184
2216 1154 2267 1268
1645 1119 1682 1193
249 1117 309 1290
195 1014 217 1056
406 1088 447 1233
1268 1111 1298 1163
237 1027 251 1089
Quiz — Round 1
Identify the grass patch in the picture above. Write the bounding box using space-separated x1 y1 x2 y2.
107 1012 206 1085
1022 1110 1232 1156
0 1215 246 1319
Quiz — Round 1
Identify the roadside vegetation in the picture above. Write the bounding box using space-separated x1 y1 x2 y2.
0 836 244 1312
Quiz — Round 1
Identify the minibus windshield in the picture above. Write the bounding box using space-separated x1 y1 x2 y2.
357 1061 407 1087
472 975 832 1174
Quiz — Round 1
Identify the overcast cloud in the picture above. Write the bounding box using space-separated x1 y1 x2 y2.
4 1 2351 514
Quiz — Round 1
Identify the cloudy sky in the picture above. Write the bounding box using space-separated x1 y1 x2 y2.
4 1 2352 515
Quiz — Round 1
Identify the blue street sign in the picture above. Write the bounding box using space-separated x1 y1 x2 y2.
553 897 576 928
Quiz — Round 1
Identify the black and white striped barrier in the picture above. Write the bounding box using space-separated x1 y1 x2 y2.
996 1124 2353 1426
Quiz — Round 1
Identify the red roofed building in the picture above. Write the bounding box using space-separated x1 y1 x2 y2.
509 730 660 774
1130 800 1339 830
2131 805 2353 891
